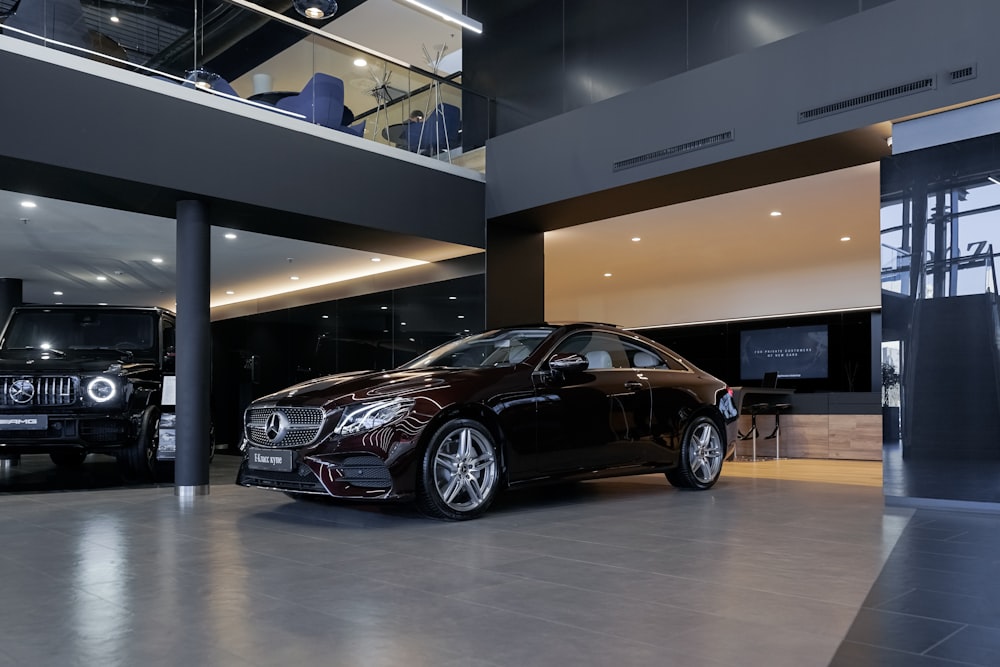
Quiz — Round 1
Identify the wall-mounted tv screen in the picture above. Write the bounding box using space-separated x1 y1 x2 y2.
740 324 829 380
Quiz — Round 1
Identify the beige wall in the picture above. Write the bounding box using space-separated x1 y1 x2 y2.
544 163 881 328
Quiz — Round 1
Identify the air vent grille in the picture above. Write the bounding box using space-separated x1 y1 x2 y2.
949 65 977 83
798 77 935 123
613 130 734 172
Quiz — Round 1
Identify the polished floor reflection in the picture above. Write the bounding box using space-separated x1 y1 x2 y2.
0 454 993 666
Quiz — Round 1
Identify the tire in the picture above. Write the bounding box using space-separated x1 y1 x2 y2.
416 419 500 521
666 415 724 490
49 450 87 468
117 406 159 480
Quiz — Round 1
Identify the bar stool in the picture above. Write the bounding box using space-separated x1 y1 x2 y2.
738 403 772 461
764 403 791 459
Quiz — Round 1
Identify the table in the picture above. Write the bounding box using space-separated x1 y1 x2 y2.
246 93 354 127
381 122 411 147
247 91 296 105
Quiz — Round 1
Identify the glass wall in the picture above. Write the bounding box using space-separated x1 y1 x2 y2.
210 274 485 448
0 0 488 159
881 131 1000 505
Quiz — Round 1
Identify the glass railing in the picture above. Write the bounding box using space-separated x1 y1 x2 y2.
0 0 489 167
920 246 998 298
880 243 912 296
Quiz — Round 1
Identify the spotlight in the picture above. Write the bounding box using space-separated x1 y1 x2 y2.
292 0 337 20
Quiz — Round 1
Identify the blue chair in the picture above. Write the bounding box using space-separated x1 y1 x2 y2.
408 103 462 155
276 73 345 129
336 119 366 138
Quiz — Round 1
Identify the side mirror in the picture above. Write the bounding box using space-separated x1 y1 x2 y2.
548 352 589 375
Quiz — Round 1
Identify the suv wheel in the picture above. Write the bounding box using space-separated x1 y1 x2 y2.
118 406 159 480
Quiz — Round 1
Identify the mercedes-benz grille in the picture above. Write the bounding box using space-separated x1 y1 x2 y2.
245 406 324 448
1 376 79 407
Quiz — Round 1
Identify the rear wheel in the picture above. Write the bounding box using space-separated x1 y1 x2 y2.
666 415 724 490
49 450 87 468
416 419 500 521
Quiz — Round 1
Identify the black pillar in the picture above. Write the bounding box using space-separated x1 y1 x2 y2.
175 200 211 496
485 223 544 328
0 278 23 328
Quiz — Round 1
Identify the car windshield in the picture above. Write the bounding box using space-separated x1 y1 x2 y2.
401 327 555 369
1 310 157 354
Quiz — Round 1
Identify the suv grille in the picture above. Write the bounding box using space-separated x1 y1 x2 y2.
245 406 324 448
0 376 79 407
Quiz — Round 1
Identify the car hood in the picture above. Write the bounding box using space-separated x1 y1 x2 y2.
0 348 152 374
254 367 493 409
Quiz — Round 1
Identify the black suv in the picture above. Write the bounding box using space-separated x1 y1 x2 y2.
0 304 179 476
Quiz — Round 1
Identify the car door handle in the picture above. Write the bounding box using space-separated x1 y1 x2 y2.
624 381 644 391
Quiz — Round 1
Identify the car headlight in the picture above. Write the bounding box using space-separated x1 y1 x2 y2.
86 376 118 403
334 397 414 436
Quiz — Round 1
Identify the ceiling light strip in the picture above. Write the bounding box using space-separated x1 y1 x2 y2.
394 0 483 34
224 0 412 68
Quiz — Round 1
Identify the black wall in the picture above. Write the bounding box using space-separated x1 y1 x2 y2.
465 0 894 135
210 275 485 447
639 310 876 393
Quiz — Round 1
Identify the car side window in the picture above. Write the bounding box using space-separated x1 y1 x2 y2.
627 344 666 369
623 341 687 370
553 331 630 369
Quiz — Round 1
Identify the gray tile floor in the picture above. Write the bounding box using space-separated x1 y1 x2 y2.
1 453 991 667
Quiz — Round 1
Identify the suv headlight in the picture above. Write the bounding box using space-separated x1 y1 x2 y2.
86 376 118 403
334 397 414 436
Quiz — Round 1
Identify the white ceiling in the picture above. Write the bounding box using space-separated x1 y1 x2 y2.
545 163 881 305
0 191 432 310
1 162 881 318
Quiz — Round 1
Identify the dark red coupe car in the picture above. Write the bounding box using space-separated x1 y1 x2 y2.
236 323 738 520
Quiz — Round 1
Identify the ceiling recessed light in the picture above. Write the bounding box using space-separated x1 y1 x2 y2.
224 232 237 240
354 58 367 67
631 237 641 242
604 273 613 277
770 211 782 217
380 306 388 310
290 275 300 280
151 257 164 264
448 296 457 300
20 201 37 208
52 291 63 296
322 314 329 319
96 276 107 281
371 257 381 262
400 322 406 326
458 315 465 319
840 236 852 242
98 302 107 306
225 290 235 295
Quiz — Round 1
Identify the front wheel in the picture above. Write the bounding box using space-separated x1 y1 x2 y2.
666 415 724 490
416 419 500 521
117 406 159 480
